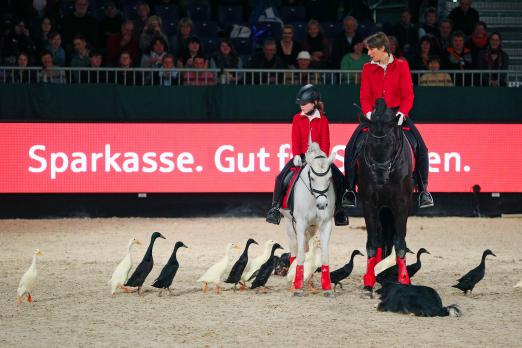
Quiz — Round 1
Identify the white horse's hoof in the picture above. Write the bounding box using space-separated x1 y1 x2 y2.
293 290 305 297
323 290 335 298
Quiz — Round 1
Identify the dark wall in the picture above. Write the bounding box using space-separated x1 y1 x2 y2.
1 85 521 122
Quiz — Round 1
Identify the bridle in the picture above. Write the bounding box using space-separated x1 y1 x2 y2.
300 155 331 200
363 126 405 174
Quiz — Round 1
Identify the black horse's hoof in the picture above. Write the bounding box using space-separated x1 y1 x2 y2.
293 290 305 297
361 286 374 299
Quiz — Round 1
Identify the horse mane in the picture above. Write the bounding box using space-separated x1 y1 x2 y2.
306 142 325 158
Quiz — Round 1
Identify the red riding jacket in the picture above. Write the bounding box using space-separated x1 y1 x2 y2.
292 111 330 156
360 56 414 117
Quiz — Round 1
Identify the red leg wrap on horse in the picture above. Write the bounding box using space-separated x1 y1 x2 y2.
396 256 410 285
294 264 304 289
321 265 332 290
289 256 296 265
363 256 378 288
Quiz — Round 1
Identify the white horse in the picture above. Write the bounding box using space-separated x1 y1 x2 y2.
280 142 336 297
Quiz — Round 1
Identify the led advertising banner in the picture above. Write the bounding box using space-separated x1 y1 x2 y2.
0 123 520 193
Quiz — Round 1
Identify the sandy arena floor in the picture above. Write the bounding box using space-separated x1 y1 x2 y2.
1 217 522 347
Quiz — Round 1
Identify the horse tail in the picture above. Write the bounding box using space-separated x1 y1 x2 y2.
379 207 395 259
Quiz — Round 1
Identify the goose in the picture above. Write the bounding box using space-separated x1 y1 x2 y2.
452 249 496 295
330 249 364 289
377 282 461 317
225 238 258 290
17 249 43 304
108 238 141 295
241 239 277 284
125 232 166 295
376 248 430 285
197 243 240 294
251 243 283 292
151 241 188 296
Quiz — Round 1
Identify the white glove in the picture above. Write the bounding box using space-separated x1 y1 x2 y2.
396 112 405 126
293 155 303 167
365 111 372 120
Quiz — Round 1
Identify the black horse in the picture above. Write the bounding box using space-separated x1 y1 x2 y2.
357 98 414 292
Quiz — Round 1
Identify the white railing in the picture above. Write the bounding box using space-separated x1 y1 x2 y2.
0 67 520 87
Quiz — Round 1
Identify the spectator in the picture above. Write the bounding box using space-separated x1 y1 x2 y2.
171 18 194 58
70 35 90 67
477 32 509 87
133 2 150 37
209 39 243 83
13 52 36 83
139 15 169 52
1 18 36 66
115 51 141 85
437 19 453 53
87 50 105 83
33 17 54 53
47 31 65 66
300 20 330 68
331 15 362 69
388 35 405 60
418 7 439 39
177 36 204 68
106 20 140 67
60 0 99 49
340 41 370 84
392 8 418 57
284 50 320 85
448 0 479 36
158 54 179 86
248 38 285 84
408 0 437 24
409 36 436 70
98 1 123 45
183 55 215 86
141 36 168 68
419 56 453 87
277 24 301 68
442 31 472 86
38 50 66 83
465 21 488 66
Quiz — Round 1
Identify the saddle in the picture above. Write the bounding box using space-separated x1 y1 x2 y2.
281 165 303 214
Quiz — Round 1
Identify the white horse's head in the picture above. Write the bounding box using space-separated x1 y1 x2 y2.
305 143 336 211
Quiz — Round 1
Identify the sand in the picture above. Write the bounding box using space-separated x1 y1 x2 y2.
1 217 522 347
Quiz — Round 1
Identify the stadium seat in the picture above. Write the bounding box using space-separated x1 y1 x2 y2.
321 21 343 40
122 0 141 20
155 4 179 26
291 21 307 42
218 5 244 25
165 20 177 36
231 37 254 56
280 6 306 23
253 21 282 40
193 21 219 38
201 37 220 56
187 4 212 21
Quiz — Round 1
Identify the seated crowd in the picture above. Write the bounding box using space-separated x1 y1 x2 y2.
0 0 510 86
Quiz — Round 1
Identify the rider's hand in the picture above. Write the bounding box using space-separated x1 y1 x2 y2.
396 112 405 126
366 111 372 120
293 155 303 167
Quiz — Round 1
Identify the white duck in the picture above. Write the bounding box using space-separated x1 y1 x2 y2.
17 249 43 304
197 243 240 294
287 236 321 290
242 239 277 283
108 238 141 295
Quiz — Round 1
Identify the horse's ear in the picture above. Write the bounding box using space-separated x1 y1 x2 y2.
327 152 336 166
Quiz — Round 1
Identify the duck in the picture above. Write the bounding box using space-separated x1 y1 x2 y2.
376 248 430 285
125 232 166 295
286 236 321 291
452 249 496 295
242 239 277 284
108 238 141 295
274 252 291 276
197 243 240 294
330 249 364 289
151 241 188 296
377 282 461 317
17 249 43 304
225 238 258 291
251 243 283 292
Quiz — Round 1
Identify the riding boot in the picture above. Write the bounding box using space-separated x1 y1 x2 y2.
266 201 282 224
417 172 434 208
331 164 349 226
334 207 349 226
343 125 364 208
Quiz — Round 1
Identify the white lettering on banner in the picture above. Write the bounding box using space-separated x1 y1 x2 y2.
428 152 468 173
27 145 195 179
331 145 345 173
215 145 234 173
277 144 291 170
257 147 270 172
215 145 272 173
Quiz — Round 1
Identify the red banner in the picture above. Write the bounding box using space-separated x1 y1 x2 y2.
0 123 520 193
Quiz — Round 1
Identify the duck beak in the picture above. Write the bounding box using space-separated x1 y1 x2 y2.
182 244 188 248
36 251 43 256
491 252 497 257
426 250 431 255
135 240 142 245
160 234 166 239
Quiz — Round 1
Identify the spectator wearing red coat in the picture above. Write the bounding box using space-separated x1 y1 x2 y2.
106 20 140 67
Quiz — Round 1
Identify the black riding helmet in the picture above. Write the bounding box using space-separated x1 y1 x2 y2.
295 84 321 104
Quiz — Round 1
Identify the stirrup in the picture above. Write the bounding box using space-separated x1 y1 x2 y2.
266 206 281 224
334 209 349 226
418 191 434 208
342 190 357 208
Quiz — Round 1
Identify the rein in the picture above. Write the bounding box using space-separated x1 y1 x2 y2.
298 155 331 200
363 128 406 174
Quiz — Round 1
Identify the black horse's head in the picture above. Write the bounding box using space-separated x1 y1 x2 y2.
362 98 400 138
